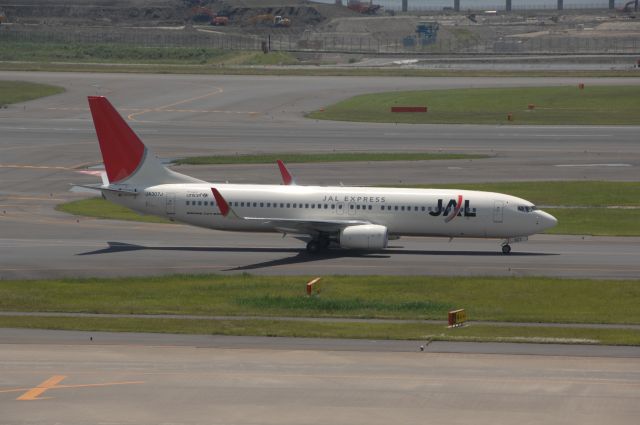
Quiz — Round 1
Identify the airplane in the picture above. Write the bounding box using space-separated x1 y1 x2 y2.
85 96 557 255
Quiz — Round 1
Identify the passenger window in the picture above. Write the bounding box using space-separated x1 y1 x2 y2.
260 202 264 207
293 203 297 208
394 206 398 211
198 201 202 206
401 206 405 211
267 202 271 207
186 201 190 206
286 203 290 208
280 203 284 208
338 205 343 209
349 205 354 209
324 204 328 209
253 202 257 207
331 204 335 209
368 205 372 210
305 203 309 208
240 202 244 207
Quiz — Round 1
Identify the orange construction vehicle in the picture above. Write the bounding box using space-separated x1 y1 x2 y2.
191 6 229 26
347 0 381 14
273 15 291 27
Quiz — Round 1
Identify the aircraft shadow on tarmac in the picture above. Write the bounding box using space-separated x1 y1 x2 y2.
77 241 556 271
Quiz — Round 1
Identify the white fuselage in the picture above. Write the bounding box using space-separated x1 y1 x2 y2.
105 183 557 239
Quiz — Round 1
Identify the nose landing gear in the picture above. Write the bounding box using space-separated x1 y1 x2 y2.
500 236 527 255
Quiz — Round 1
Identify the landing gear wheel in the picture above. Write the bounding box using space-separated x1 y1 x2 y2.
306 240 320 254
501 244 511 255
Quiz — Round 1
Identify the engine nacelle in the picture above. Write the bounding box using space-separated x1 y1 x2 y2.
339 224 388 250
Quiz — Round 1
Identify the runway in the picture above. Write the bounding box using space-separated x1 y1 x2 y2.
1 72 640 280
1 329 639 425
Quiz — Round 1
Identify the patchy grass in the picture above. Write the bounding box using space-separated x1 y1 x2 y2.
240 51 299 66
0 42 237 65
174 152 485 165
308 86 640 125
0 80 64 105
1 275 639 324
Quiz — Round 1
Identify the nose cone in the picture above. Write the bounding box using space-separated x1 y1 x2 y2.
536 210 558 231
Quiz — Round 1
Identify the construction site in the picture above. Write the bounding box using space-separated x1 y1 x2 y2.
0 1 639 56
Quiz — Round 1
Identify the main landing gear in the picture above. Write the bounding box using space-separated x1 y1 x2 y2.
501 244 511 255
306 237 330 254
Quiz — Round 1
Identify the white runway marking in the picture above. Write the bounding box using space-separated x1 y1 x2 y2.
554 163 632 167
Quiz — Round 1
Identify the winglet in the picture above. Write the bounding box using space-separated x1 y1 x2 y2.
211 188 230 216
277 160 296 186
211 188 240 219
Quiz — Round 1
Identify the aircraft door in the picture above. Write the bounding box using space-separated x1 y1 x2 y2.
493 200 504 223
166 193 176 215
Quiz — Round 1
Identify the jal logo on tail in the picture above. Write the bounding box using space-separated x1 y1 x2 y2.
429 195 476 222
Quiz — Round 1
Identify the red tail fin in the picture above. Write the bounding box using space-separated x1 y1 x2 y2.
277 160 295 185
88 96 145 183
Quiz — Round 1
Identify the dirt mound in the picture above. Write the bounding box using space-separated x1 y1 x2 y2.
1 0 189 26
0 0 357 30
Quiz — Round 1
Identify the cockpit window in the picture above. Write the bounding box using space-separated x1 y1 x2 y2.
517 205 537 213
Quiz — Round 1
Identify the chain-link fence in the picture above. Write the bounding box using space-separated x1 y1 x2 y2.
282 33 640 53
313 0 630 12
1 25 639 54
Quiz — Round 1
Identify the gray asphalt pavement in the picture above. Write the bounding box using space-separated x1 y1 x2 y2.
1 329 639 425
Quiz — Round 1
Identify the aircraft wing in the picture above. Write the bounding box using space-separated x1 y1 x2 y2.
211 187 369 235
242 216 371 235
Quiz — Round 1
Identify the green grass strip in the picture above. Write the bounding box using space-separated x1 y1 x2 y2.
0 42 237 65
0 42 299 66
0 80 64 105
1 275 639 324
424 181 640 207
56 197 169 224
174 152 485 165
1 316 639 345
0 60 638 78
308 86 640 125
544 208 640 236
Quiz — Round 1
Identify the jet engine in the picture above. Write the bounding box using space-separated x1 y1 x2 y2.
339 224 388 250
